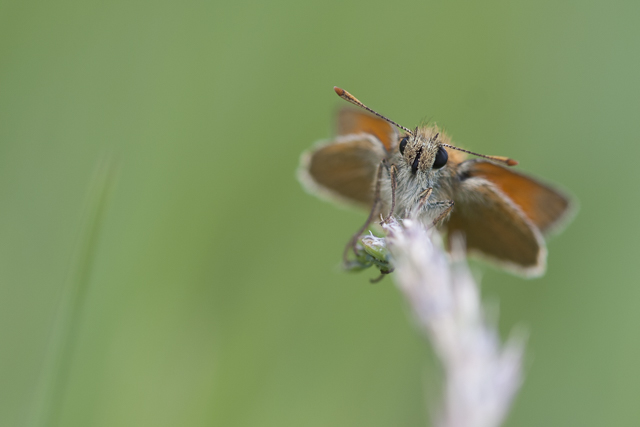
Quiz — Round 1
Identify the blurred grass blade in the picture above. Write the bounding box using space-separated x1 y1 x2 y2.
29 155 118 427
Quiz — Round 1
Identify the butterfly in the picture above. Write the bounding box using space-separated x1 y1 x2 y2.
299 87 573 277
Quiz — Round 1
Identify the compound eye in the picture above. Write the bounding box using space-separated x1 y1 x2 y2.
399 137 409 154
432 146 448 169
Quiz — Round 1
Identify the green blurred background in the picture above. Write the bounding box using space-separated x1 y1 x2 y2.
2 0 639 426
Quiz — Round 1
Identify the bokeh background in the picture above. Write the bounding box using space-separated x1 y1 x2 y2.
2 0 640 426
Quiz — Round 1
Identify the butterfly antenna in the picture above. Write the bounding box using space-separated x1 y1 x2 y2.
441 144 519 166
334 87 518 166
334 87 413 135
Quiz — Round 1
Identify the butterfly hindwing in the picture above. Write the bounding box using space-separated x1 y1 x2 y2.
298 134 386 208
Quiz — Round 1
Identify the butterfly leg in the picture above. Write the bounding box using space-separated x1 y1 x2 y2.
429 200 455 227
342 160 385 264
370 270 392 283
417 187 433 211
382 163 398 223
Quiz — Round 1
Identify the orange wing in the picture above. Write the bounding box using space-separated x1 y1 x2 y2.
458 160 572 234
336 108 397 152
446 177 546 277
298 134 386 208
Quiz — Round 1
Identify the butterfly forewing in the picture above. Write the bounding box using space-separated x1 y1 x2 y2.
336 108 397 152
459 160 571 234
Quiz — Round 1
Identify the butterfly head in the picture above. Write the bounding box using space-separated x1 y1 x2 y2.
398 127 448 174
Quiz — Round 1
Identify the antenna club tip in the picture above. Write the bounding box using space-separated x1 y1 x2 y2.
333 86 345 96
506 159 519 166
